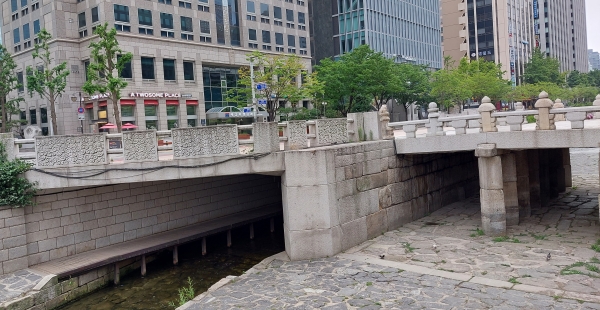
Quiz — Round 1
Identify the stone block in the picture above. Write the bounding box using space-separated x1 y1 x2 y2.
2 256 28 273
281 184 336 231
95 236 111 249
28 251 49 266
8 245 27 259
283 150 335 187
60 278 79 294
341 217 368 251
253 122 280 153
63 223 84 235
4 235 27 248
76 240 96 254
5 215 25 227
56 234 75 248
480 189 506 236
9 224 26 237
355 172 387 192
285 225 342 261
337 189 379 224
123 130 159 162
46 227 64 239
387 202 412 230
124 219 142 231
78 270 98 285
478 156 503 190
366 210 388 240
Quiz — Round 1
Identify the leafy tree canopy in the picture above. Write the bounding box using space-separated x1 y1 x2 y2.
0 46 25 133
523 49 562 85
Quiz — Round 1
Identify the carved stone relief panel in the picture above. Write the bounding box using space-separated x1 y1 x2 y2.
286 121 308 150
315 119 348 146
35 134 107 167
172 125 239 159
253 122 279 153
123 130 158 162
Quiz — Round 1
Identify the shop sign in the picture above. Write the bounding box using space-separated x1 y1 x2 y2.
181 94 193 98
129 92 181 98
90 93 110 100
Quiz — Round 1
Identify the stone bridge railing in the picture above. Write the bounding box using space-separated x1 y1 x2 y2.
6 119 351 168
389 92 600 137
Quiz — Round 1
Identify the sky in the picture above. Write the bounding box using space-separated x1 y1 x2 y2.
587 0 600 52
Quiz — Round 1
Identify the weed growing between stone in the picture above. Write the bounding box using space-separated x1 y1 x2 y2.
168 277 195 308
492 236 520 243
469 228 485 237
591 239 600 252
560 259 600 278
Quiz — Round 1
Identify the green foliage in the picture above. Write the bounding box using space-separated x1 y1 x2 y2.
469 227 485 237
227 51 311 122
456 58 511 103
523 49 562 85
403 242 415 253
591 239 600 252
26 29 69 135
508 277 521 284
0 46 25 133
0 143 36 207
316 45 431 116
492 236 520 243
83 23 133 133
431 57 471 109
168 277 195 308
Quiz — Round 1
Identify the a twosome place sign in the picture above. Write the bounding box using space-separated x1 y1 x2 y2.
129 92 181 98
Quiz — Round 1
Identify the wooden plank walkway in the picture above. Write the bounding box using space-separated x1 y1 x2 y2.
29 205 282 278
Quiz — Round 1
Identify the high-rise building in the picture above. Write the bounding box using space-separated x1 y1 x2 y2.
442 0 536 85
309 0 443 69
537 0 588 73
1 0 311 136
589 49 600 71
442 0 588 85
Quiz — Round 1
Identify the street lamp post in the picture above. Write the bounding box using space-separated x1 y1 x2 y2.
70 92 83 133
321 101 327 118
249 58 257 123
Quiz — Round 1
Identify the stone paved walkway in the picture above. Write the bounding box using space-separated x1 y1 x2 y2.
183 148 600 309
0 269 44 304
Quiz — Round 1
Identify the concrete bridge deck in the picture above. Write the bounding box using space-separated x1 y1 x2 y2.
29 204 281 278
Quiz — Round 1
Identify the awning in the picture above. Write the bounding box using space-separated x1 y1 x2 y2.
166 100 180 106
84 103 93 109
120 100 136 106
99 101 108 107
186 100 199 106
144 100 159 105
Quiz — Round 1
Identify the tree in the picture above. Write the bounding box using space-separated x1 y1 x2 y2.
587 70 600 88
457 58 511 103
0 142 36 207
316 45 375 116
227 51 308 122
393 63 432 114
0 46 24 133
26 29 69 135
83 23 133 133
430 57 470 110
523 48 562 85
566 70 589 87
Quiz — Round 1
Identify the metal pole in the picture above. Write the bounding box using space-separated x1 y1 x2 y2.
79 92 83 133
250 59 257 123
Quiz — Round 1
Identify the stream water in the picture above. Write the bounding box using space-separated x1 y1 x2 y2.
56 218 285 310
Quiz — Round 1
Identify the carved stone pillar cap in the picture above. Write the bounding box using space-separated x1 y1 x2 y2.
477 96 495 112
535 91 553 108
427 102 438 113
553 98 564 109
594 94 600 106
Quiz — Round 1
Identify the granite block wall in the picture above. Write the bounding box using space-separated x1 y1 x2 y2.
0 174 281 276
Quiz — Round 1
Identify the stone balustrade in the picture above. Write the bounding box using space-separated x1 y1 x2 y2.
389 92 600 138
5 118 351 167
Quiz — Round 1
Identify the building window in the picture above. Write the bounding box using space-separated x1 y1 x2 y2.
139 27 154 35
178 1 192 9
113 4 129 22
138 9 152 26
187 105 197 127
262 30 270 43
275 33 283 45
115 24 131 32
288 35 295 47
247 1 255 13
91 6 99 23
200 20 210 33
159 0 172 4
160 13 173 29
198 0 209 11
141 57 155 80
273 6 282 19
33 19 40 34
79 30 88 38
31 2 39 11
11 0 17 12
181 16 193 32
40 108 47 124
78 12 86 28
183 61 195 81
20 110 26 123
16 72 24 92
202 66 240 111
29 109 36 124
298 12 305 24
167 105 178 129
118 55 132 79
299 36 306 48
286 9 294 21
163 59 176 81
249 29 256 41
145 106 158 130
161 31 174 38
121 105 134 118
13 28 20 44
22 23 30 40
260 3 269 16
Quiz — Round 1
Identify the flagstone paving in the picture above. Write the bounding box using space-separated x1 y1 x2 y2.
184 148 600 309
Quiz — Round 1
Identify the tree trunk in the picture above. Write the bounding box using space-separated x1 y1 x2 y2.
1 96 6 133
49 90 58 135
112 95 122 133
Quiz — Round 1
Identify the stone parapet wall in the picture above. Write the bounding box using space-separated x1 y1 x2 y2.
0 174 281 276
282 140 478 260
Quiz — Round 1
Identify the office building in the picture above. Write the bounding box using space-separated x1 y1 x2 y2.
1 0 311 135
309 0 443 69
442 0 588 85
589 49 600 71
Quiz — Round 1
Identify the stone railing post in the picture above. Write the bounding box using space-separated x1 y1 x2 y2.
477 96 497 132
594 94 600 119
425 102 443 136
552 98 565 121
122 130 158 162
534 91 555 130
514 102 524 111
475 143 506 236
253 122 279 153
283 120 308 150
0 133 15 161
378 105 394 139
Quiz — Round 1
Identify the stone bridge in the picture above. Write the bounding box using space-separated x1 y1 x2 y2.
1 93 600 309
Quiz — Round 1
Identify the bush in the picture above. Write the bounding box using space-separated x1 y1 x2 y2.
168 277 195 308
526 115 536 124
0 143 36 207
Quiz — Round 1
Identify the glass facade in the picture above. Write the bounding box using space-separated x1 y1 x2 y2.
467 0 495 62
215 0 241 46
202 66 240 111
